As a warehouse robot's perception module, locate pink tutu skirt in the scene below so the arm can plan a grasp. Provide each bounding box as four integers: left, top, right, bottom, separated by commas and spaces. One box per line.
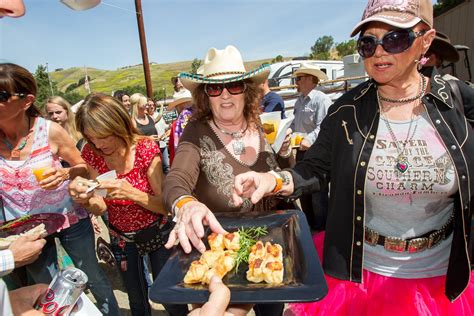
288, 232, 474, 316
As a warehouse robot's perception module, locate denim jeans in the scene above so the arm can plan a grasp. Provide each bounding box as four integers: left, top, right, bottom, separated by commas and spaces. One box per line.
160, 146, 170, 175
111, 240, 188, 316
26, 218, 120, 315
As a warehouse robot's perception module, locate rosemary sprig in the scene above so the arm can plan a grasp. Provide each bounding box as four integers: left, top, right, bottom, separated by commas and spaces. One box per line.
234, 226, 268, 273
0, 215, 31, 231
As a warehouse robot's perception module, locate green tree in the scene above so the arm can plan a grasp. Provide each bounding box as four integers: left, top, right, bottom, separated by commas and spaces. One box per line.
59, 91, 83, 105
153, 88, 166, 101
190, 58, 202, 74
34, 65, 58, 111
77, 75, 91, 86
272, 55, 284, 63
121, 84, 147, 96
335, 39, 358, 58
310, 35, 334, 60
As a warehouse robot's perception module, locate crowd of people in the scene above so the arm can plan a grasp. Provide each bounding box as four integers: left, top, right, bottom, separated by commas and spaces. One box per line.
1, 0, 474, 315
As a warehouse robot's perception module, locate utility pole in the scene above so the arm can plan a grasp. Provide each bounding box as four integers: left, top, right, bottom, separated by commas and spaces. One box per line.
45, 62, 54, 96
134, 0, 153, 98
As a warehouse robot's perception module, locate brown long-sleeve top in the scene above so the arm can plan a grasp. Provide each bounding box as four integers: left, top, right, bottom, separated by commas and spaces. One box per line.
163, 120, 291, 214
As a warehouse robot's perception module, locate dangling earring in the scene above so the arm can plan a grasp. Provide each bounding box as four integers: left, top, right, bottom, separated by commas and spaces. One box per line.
415, 55, 430, 71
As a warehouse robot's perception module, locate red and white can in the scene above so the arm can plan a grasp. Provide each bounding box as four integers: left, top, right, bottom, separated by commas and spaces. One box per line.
37, 267, 88, 315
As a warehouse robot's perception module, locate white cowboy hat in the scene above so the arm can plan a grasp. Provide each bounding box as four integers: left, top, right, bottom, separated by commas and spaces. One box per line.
167, 89, 192, 110
179, 45, 270, 92
292, 62, 328, 82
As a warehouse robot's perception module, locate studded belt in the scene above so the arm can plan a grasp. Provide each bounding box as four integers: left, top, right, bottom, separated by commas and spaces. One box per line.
364, 214, 454, 253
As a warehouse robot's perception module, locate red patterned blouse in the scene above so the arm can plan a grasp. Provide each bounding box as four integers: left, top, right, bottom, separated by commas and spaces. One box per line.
82, 138, 162, 232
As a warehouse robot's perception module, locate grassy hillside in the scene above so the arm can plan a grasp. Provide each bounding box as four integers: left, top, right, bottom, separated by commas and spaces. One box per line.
50, 59, 274, 98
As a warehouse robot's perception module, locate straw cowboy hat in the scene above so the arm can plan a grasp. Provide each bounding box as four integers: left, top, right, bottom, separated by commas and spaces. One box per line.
292, 62, 328, 82
179, 45, 270, 92
350, 0, 433, 37
167, 89, 192, 111
429, 32, 459, 63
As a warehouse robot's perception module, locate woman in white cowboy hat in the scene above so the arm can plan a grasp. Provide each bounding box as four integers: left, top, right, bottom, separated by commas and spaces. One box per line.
232, 0, 474, 314
163, 45, 293, 316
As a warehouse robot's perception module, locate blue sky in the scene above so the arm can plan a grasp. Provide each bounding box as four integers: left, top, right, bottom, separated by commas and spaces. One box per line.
1, 1, 388, 72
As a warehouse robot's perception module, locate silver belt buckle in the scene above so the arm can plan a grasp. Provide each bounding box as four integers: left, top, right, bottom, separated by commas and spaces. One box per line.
407, 237, 429, 253
384, 237, 406, 252
364, 227, 379, 246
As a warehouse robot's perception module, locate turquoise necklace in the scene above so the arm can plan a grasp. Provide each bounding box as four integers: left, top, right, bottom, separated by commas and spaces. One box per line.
2, 117, 31, 159
3, 138, 27, 151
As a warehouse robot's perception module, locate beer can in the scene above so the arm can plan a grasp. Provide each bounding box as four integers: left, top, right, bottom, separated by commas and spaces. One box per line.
37, 267, 88, 315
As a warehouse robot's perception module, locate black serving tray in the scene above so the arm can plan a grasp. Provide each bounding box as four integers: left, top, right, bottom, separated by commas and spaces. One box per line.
149, 210, 327, 304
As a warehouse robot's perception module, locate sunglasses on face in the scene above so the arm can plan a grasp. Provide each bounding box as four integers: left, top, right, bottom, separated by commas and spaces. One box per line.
294, 76, 309, 82
204, 81, 246, 97
0, 91, 26, 102
357, 29, 427, 58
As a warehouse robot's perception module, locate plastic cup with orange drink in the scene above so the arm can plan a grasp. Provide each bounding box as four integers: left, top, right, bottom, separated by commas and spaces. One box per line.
32, 160, 53, 182
290, 132, 307, 148
260, 112, 281, 145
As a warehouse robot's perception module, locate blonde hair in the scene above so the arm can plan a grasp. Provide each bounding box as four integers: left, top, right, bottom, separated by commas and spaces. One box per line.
46, 96, 81, 143
75, 93, 145, 155
129, 93, 147, 126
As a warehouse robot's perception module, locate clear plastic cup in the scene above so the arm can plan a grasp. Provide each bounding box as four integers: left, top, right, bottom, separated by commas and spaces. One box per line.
32, 160, 53, 182
291, 132, 307, 148
260, 112, 281, 145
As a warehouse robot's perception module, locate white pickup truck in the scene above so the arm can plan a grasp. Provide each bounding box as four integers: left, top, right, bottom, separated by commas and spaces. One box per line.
268, 55, 368, 114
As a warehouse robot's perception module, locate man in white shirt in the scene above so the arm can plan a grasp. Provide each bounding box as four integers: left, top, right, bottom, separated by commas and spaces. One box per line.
0, 234, 46, 277
0, 234, 46, 315
290, 62, 332, 231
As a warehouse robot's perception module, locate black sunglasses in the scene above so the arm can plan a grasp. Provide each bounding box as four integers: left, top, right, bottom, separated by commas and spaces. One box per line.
357, 29, 427, 58
0, 91, 27, 102
204, 81, 246, 97
294, 75, 309, 82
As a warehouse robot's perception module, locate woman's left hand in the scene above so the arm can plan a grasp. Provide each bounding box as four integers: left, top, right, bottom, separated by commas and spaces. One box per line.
165, 200, 227, 254
98, 179, 139, 201
278, 128, 292, 157
39, 167, 69, 190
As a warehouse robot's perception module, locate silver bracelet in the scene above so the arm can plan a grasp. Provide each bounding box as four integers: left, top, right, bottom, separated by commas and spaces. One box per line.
279, 148, 292, 158
171, 195, 195, 217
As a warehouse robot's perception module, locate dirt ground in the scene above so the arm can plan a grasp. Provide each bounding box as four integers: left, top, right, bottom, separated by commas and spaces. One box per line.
86, 217, 168, 315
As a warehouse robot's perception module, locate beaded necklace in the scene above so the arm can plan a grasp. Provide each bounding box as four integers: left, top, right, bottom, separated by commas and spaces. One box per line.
378, 74, 425, 104
377, 75, 427, 174
1, 116, 31, 159
212, 119, 248, 155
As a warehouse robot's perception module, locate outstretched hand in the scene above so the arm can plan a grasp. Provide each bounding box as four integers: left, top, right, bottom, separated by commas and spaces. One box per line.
165, 200, 226, 254
232, 171, 276, 206
188, 276, 232, 316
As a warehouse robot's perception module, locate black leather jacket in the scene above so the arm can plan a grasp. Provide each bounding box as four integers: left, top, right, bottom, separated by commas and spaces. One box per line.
289, 70, 474, 301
